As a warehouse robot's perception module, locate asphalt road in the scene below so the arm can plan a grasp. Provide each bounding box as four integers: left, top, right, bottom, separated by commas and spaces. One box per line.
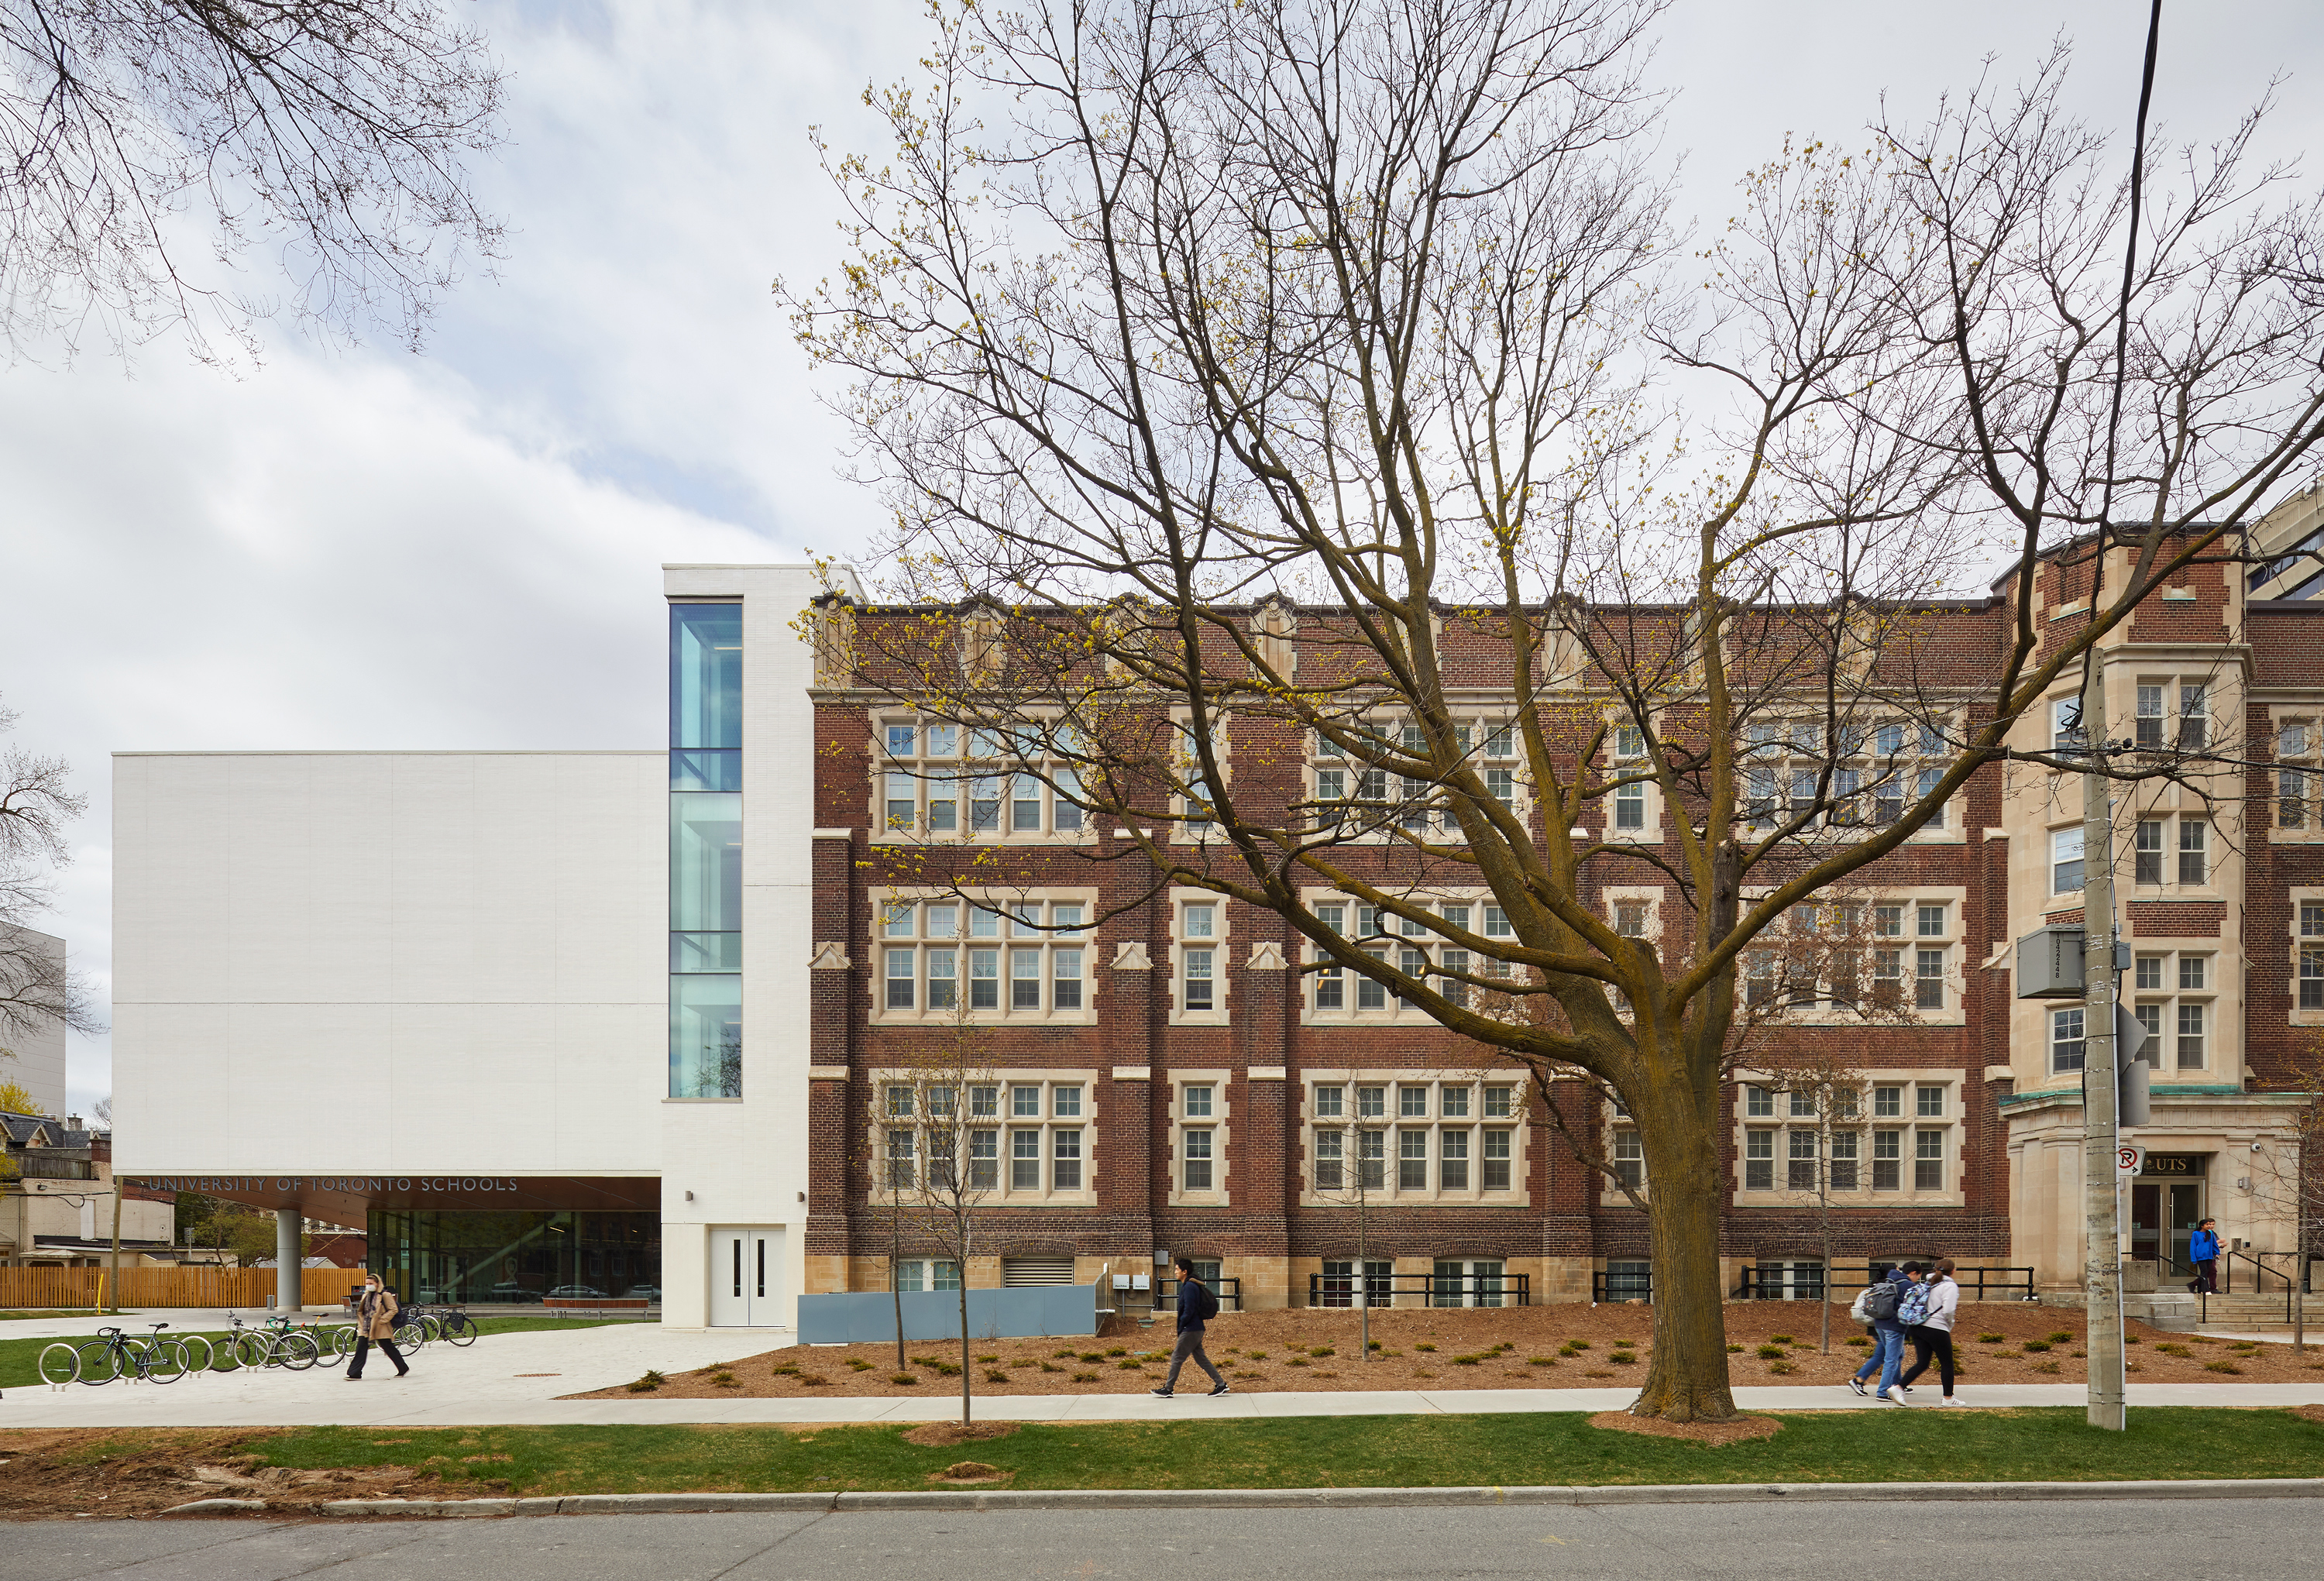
10, 1499, 2321, 1581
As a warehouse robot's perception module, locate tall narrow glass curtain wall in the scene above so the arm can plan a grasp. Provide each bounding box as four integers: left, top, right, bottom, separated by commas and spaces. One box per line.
671, 603, 743, 1097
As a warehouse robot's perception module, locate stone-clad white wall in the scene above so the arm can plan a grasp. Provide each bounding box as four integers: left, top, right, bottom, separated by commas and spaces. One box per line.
0, 925, 69, 1115
112, 751, 667, 1177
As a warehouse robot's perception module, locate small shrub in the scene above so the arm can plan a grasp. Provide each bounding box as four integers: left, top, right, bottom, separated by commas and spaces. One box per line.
977, 1354, 999, 1363
1988, 1349, 2020, 1359
2030, 1360, 2061, 1375
1566, 1339, 1590, 1351
1528, 1356, 1558, 1366
626, 1370, 666, 1394
910, 1356, 945, 1369
1607, 1351, 1638, 1365
1976, 1332, 2005, 1344
1727, 1344, 1744, 1354
1072, 1370, 1098, 1382
771, 1364, 800, 1376
1611, 1339, 1635, 1349
1234, 1370, 1260, 1379
2124, 1335, 2141, 1346
2071, 1350, 2085, 1359
1039, 1362, 1064, 1373
1755, 1344, 1787, 1360
1452, 1354, 1483, 1366
891, 1373, 920, 1386
2046, 1331, 2073, 1345
2021, 1340, 2052, 1353
2205, 1360, 2243, 1375
712, 1370, 738, 1387
1286, 1356, 1309, 1367
1105, 1347, 1129, 1357
1310, 1347, 1336, 1358
1079, 1352, 1106, 1363
1583, 1369, 1613, 1378
1768, 1334, 1795, 1345
1415, 1342, 1437, 1352
1381, 1349, 1403, 1357
1053, 1349, 1078, 1359
847, 1358, 875, 1371
1246, 1351, 1269, 1360
985, 1370, 1009, 1383
1117, 1360, 1143, 1370
2156, 1342, 2192, 1358
797, 1374, 829, 1387
1367, 1339, 1381, 1350
1845, 1336, 1871, 1349
1766, 1359, 1797, 1376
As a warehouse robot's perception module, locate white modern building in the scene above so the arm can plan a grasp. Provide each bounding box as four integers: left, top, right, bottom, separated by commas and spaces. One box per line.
112, 564, 850, 1327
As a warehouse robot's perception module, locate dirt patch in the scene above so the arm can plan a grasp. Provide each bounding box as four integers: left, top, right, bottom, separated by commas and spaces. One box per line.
1590, 1410, 1782, 1446
899, 1421, 1023, 1449
2291, 1404, 2324, 1427
566, 1302, 2324, 1401
927, 1459, 1015, 1485
0, 1429, 501, 1521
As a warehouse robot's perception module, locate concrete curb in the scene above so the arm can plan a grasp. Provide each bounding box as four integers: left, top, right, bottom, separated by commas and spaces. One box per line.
249, 1478, 2324, 1517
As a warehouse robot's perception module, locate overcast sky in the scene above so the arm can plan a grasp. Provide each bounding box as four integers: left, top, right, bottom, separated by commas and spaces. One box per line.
3, 0, 2317, 1116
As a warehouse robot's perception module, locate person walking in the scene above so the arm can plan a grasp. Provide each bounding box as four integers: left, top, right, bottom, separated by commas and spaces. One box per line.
2188, 1218, 2221, 1296
345, 1273, 410, 1381
1150, 1256, 1229, 1398
1898, 1258, 1961, 1407
1846, 1261, 1920, 1404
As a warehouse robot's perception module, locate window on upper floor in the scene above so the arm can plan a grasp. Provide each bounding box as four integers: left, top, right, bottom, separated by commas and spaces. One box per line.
878, 1073, 1095, 1203
1738, 1077, 1958, 1201
2052, 826, 2085, 894
1310, 713, 1524, 841
2130, 950, 2216, 1071
2276, 720, 2320, 831
877, 717, 1086, 841
1303, 1074, 1521, 1203
1305, 892, 1499, 1020
875, 893, 1092, 1025
2300, 901, 2324, 1014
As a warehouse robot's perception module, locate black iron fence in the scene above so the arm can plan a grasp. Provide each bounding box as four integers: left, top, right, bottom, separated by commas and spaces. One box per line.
1152, 1277, 1242, 1314
1593, 1267, 1652, 1304
1735, 1263, 2036, 1301
1303, 1271, 1532, 1308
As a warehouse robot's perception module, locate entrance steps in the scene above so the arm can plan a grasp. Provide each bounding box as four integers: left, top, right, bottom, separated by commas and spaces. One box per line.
2131, 1291, 2309, 1332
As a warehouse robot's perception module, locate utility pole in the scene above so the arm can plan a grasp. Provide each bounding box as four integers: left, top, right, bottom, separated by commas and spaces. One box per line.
2081, 664, 2126, 1431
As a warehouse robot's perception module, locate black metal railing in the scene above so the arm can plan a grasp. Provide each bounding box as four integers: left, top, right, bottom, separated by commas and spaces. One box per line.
1734, 1264, 2037, 1302
1303, 1272, 1532, 1308
1593, 1269, 1653, 1304
1152, 1277, 1242, 1314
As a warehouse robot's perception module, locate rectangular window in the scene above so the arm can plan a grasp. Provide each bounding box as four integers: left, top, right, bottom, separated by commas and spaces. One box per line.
1873, 1084, 1902, 1117
1915, 948, 1946, 1009
885, 947, 916, 1009
1615, 782, 1646, 830
1872, 948, 1903, 1007
2176, 1002, 2206, 1069
1183, 1084, 1213, 1118
2137, 684, 2164, 750
969, 1084, 998, 1117
1182, 948, 1215, 1012
2178, 684, 2208, 751
1012, 775, 1042, 832
1611, 1129, 1643, 1190
1788, 1128, 1819, 1191
2135, 820, 2164, 885
968, 947, 999, 1009
1314, 1129, 1344, 1191
1011, 1084, 1040, 1118
926, 947, 957, 1009
2052, 826, 2085, 894
1010, 1129, 1040, 1190
1790, 1090, 1817, 1118
968, 1129, 998, 1190
2284, 768, 2310, 830
1745, 1084, 1774, 1118
886, 1128, 915, 1190
1398, 1129, 1428, 1190
1052, 947, 1083, 1009
1483, 1085, 1514, 1118
2052, 696, 2082, 751
1440, 1129, 1470, 1190
1400, 1085, 1429, 1119
1053, 1128, 1082, 1191
1914, 1129, 1944, 1191
1744, 1129, 1773, 1191
2179, 820, 2209, 885
1872, 1129, 1902, 1191
1053, 1084, 1082, 1118
1917, 903, 1945, 937
1441, 1085, 1470, 1119
1313, 1084, 1344, 1118
1181, 1128, 1212, 1191
1485, 767, 1515, 808
2136, 1002, 2162, 1043
1184, 902, 1215, 938
2303, 947, 2324, 1012
1483, 1128, 1512, 1191
885, 1084, 914, 1119
1830, 1130, 1859, 1191
1916, 1084, 1944, 1118
2306, 900, 2324, 937
1313, 957, 1343, 1009
1357, 1129, 1385, 1191
1356, 1085, 1386, 1119
1357, 954, 1387, 1010
1011, 947, 1043, 1010
2052, 1006, 2087, 1072
2136, 954, 2164, 990
2178, 955, 2207, 991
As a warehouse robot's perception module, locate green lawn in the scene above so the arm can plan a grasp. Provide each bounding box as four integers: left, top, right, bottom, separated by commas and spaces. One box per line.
234, 1409, 2324, 1496
0, 1314, 646, 1389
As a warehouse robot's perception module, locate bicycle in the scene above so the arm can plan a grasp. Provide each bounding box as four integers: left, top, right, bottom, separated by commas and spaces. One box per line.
433, 1302, 479, 1347
70, 1323, 188, 1385
222, 1311, 321, 1371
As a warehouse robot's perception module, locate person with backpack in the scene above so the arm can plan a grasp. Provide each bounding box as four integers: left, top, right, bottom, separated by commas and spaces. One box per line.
1846, 1261, 1921, 1403
1898, 1258, 1961, 1406
2188, 1218, 2221, 1295
1151, 1255, 1229, 1398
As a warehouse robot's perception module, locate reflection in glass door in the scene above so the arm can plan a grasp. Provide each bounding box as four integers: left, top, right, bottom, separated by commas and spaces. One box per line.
2167, 1183, 2204, 1279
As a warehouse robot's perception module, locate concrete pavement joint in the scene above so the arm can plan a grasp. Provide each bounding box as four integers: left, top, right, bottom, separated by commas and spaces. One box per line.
151, 1477, 2324, 1519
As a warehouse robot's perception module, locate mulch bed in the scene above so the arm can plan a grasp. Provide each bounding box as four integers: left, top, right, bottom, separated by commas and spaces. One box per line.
1590, 1410, 1782, 1445
574, 1302, 2324, 1401
900, 1421, 1023, 1448
0, 1428, 497, 1521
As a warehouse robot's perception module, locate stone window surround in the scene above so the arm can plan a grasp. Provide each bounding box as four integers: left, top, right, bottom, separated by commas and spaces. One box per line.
2293, 886, 2324, 1026
1295, 1067, 1528, 1208
1307, 709, 1530, 845
1167, 887, 1232, 1027
1296, 885, 1506, 1026
2267, 706, 2323, 841
868, 886, 1101, 1028
1168, 708, 1231, 848
2127, 943, 2223, 1074
868, 1065, 1102, 1208
1736, 885, 1968, 1027
1731, 1065, 1966, 1209
1165, 1067, 1234, 1208
867, 710, 1095, 847
1742, 710, 1964, 844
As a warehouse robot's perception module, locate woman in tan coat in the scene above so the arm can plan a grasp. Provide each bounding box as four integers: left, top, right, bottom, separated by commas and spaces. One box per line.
346, 1272, 411, 1380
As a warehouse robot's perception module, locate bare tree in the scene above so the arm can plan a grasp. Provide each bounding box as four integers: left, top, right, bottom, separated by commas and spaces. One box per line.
0, 701, 98, 1052
789, 0, 2324, 1419
867, 996, 1002, 1425
2, 0, 507, 362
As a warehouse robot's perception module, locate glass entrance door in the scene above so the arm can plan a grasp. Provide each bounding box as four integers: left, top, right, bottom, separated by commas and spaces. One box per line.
2167, 1184, 2204, 1279
2130, 1184, 2162, 1265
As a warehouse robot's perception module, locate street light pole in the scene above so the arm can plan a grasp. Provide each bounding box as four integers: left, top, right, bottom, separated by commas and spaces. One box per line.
2082, 664, 2126, 1431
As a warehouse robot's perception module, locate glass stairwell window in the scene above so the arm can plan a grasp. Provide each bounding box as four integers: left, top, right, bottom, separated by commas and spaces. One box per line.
670, 602, 743, 1098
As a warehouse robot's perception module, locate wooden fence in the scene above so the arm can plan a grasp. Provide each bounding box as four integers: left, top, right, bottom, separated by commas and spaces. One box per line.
0, 1266, 359, 1310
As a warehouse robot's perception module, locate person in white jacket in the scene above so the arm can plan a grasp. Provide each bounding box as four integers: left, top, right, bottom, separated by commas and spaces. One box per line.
1897, 1258, 1962, 1405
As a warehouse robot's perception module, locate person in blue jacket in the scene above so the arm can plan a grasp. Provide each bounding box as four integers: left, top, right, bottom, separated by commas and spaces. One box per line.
1847, 1262, 1922, 1403
1150, 1256, 1229, 1398
2188, 1218, 2221, 1295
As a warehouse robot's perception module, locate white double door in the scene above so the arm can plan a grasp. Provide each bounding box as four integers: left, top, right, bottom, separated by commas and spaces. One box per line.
708, 1225, 785, 1325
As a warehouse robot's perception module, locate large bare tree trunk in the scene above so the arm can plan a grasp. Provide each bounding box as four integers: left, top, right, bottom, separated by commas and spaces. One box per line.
1631, 1100, 1737, 1422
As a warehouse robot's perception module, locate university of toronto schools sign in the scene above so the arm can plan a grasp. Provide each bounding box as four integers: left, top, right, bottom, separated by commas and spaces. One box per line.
127, 1176, 526, 1194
